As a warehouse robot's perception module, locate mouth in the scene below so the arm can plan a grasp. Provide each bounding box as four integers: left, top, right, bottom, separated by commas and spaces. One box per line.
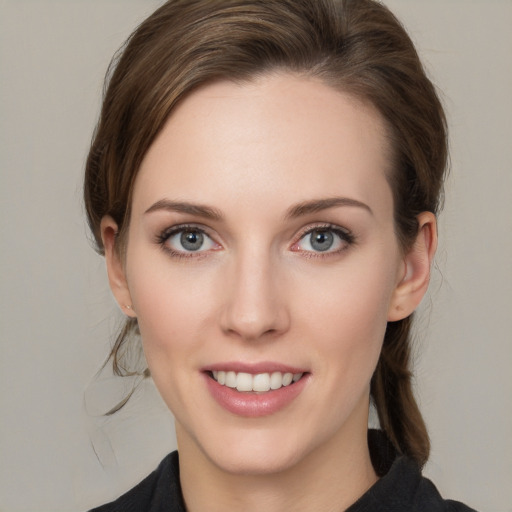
208, 370, 305, 392
204, 365, 310, 417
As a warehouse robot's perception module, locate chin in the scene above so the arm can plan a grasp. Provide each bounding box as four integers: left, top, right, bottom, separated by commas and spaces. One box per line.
183, 419, 327, 477
209, 441, 306, 476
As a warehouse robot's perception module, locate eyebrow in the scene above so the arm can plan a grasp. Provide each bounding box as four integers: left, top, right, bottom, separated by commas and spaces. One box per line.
285, 197, 373, 219
144, 196, 372, 221
144, 199, 223, 220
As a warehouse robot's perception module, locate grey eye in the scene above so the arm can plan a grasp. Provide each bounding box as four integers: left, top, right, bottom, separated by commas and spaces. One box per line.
309, 230, 334, 252
162, 226, 218, 256
294, 227, 351, 254
180, 230, 204, 251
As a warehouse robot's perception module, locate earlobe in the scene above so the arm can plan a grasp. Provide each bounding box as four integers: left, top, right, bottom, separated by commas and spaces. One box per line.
387, 212, 437, 322
100, 216, 137, 318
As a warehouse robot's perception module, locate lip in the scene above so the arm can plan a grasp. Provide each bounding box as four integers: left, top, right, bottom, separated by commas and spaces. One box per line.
202, 362, 310, 418
203, 361, 307, 375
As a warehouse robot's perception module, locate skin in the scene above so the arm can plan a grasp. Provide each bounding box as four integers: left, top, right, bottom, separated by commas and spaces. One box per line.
102, 73, 436, 512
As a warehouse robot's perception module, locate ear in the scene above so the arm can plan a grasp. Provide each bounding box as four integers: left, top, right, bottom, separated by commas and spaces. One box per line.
388, 212, 438, 322
100, 216, 137, 318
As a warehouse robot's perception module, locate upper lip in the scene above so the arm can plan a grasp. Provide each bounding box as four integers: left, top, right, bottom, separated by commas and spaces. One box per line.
202, 361, 308, 374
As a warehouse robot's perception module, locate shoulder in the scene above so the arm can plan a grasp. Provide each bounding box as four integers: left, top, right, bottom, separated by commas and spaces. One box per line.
88, 451, 186, 512
348, 430, 478, 512
351, 455, 478, 512
411, 465, 478, 512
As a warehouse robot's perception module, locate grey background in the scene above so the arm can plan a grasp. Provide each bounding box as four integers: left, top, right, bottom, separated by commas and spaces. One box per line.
1, 1, 511, 511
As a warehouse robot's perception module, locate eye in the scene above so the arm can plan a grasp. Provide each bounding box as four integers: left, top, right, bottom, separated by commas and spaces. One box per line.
292, 226, 353, 254
158, 226, 219, 255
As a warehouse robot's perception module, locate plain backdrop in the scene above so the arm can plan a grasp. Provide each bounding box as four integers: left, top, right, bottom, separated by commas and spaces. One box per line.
1, 1, 511, 511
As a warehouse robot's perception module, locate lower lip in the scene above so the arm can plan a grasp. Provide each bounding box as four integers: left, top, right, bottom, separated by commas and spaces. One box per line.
204, 373, 309, 418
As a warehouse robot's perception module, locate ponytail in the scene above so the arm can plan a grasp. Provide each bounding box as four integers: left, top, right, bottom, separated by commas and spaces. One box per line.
371, 315, 430, 468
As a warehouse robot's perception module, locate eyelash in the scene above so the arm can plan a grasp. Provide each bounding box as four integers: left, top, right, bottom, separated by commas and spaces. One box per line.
155, 224, 217, 260
155, 223, 355, 260
291, 223, 355, 258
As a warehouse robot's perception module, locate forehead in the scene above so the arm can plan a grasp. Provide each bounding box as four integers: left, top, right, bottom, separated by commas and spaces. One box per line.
133, 73, 393, 217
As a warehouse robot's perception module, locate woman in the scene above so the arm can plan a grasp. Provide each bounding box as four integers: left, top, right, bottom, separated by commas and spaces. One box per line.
84, 0, 476, 510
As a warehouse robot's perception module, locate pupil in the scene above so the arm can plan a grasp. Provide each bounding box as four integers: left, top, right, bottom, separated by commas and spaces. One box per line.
311, 230, 333, 252
181, 231, 203, 251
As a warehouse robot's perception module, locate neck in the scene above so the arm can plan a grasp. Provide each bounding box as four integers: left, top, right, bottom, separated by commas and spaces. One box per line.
178, 410, 377, 512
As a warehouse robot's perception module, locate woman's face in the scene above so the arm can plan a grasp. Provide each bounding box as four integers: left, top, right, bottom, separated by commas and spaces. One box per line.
120, 74, 407, 474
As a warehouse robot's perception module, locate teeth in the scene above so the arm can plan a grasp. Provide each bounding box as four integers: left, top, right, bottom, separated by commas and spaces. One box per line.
212, 371, 304, 392
282, 373, 293, 386
236, 372, 253, 392
270, 371, 283, 390
225, 371, 237, 388
253, 373, 271, 392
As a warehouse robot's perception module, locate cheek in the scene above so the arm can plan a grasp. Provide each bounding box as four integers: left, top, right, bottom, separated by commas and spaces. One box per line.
295, 252, 399, 368
304, 287, 388, 373
133, 277, 213, 354
124, 248, 216, 364
126, 232, 400, 376
126, 258, 219, 414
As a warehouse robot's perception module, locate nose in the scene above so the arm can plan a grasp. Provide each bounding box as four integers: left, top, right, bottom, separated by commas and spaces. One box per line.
219, 248, 290, 341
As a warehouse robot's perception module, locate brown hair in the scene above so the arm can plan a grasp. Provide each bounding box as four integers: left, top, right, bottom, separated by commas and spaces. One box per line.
84, 0, 447, 468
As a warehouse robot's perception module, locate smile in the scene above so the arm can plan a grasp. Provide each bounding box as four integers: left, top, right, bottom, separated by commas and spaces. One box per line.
205, 368, 310, 417
211, 371, 304, 392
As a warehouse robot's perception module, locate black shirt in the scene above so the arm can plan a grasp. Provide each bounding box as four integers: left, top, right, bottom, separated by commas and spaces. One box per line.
90, 430, 477, 512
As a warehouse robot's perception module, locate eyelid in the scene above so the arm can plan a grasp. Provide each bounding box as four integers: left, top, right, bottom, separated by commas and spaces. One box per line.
157, 222, 207, 241
155, 222, 354, 258
290, 223, 355, 254
294, 222, 352, 239
156, 223, 222, 257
